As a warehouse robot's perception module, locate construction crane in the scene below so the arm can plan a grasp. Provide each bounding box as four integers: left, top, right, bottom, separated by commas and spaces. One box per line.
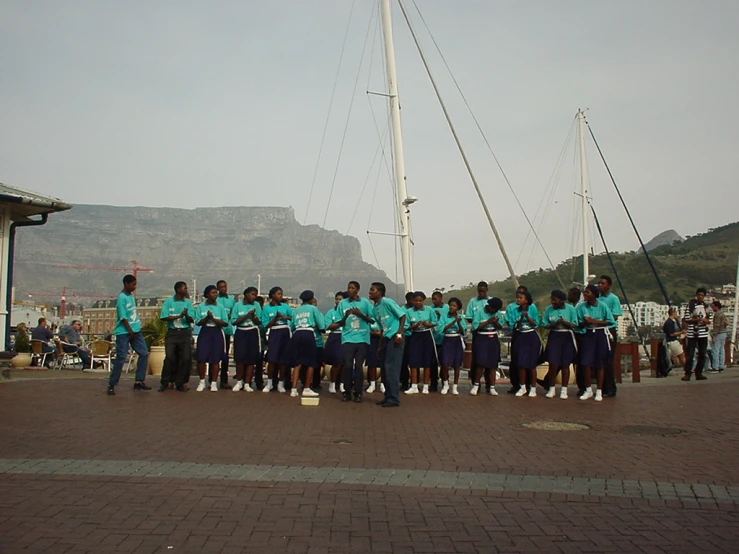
52, 259, 154, 278
27, 288, 117, 319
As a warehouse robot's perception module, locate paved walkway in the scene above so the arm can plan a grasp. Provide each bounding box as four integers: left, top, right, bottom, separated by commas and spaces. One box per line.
1, 369, 738, 552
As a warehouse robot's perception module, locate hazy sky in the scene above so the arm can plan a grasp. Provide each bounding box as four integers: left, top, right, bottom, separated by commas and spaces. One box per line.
3, 1, 738, 293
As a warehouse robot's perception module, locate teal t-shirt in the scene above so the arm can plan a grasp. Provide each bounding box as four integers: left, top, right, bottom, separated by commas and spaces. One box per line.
261, 303, 294, 329
338, 297, 374, 344
599, 292, 622, 329
438, 312, 468, 336
159, 296, 195, 330
114, 291, 141, 335
194, 302, 229, 328
431, 303, 448, 344
230, 301, 263, 330
373, 297, 407, 339
293, 304, 326, 332
325, 307, 344, 332
472, 307, 504, 333
542, 304, 579, 329
217, 295, 236, 335
576, 300, 616, 330
465, 296, 489, 323
506, 304, 541, 331
407, 305, 438, 333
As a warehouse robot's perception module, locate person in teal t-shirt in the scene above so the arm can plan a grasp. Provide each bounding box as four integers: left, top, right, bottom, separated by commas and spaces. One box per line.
597, 275, 622, 397
231, 286, 263, 392
405, 291, 438, 395
429, 291, 448, 392
108, 274, 150, 395
216, 280, 236, 389
336, 281, 375, 402
288, 290, 324, 398
194, 285, 229, 392
158, 281, 195, 392
576, 284, 616, 402
369, 281, 406, 408
542, 290, 578, 399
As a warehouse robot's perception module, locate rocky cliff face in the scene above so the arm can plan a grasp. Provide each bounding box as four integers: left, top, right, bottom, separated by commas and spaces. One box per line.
638, 229, 684, 253
13, 205, 395, 307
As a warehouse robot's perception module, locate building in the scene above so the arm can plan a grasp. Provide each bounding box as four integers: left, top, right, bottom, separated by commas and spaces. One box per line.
1, 183, 71, 349
83, 297, 167, 336
618, 301, 670, 336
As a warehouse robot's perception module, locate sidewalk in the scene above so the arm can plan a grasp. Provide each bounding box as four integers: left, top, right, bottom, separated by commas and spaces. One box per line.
1, 367, 738, 552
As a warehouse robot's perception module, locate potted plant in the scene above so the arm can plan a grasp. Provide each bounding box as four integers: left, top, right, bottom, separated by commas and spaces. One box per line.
142, 319, 167, 375
11, 323, 32, 369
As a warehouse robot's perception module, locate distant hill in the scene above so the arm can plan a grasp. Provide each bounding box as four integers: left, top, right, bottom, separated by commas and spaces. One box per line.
638, 229, 683, 253
13, 204, 398, 308
447, 222, 739, 308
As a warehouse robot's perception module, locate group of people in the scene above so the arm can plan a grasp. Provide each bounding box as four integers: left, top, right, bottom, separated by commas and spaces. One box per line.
105, 273, 628, 405
662, 287, 730, 379
28, 317, 97, 368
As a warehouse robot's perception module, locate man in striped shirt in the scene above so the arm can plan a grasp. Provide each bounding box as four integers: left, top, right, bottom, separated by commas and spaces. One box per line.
682, 287, 711, 381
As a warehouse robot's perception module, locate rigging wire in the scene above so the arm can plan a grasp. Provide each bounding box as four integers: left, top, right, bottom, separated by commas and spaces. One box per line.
590, 203, 649, 358
347, 130, 389, 235
397, 0, 519, 288
408, 0, 564, 289
302, 0, 358, 225
585, 117, 671, 305
321, 2, 377, 229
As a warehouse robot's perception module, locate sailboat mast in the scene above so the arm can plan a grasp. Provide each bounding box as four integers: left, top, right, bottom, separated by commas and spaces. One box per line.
577, 109, 590, 286
380, 0, 414, 293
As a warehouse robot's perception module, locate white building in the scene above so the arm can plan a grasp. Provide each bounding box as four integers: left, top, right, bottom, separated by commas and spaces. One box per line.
619, 301, 670, 334
1, 183, 71, 349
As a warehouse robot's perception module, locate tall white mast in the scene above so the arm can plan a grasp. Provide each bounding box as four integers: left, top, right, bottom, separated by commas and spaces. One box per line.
380, 0, 414, 293
577, 109, 590, 286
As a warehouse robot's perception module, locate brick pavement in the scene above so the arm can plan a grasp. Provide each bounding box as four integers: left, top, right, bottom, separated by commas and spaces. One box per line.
1, 371, 739, 552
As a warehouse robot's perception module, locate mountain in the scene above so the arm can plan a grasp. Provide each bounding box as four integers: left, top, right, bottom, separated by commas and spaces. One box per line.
13, 204, 397, 308
638, 229, 683, 253
448, 222, 739, 307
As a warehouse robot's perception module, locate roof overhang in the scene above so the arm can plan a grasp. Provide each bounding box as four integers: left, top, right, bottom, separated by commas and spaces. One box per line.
0, 182, 72, 222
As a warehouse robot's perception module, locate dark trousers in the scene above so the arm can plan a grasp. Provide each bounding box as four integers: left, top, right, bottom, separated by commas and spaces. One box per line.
381, 338, 404, 405
602, 328, 618, 395
161, 329, 192, 387
62, 344, 91, 367
685, 336, 708, 376
400, 334, 412, 390
312, 348, 323, 389
342, 342, 368, 395
220, 334, 232, 384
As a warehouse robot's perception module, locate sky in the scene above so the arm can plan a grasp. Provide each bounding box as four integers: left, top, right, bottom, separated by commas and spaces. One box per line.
2, 0, 738, 293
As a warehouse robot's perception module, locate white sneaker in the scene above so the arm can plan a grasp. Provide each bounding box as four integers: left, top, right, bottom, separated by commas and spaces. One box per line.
277, 381, 286, 393
489, 387, 498, 396
404, 385, 419, 395
440, 382, 449, 395
528, 387, 537, 397
515, 387, 527, 397
451, 384, 459, 395
262, 381, 273, 393
233, 380, 244, 392
244, 384, 254, 392
366, 383, 376, 394
196, 379, 206, 392
559, 389, 568, 400
422, 385, 429, 395
545, 388, 556, 399
340, 383, 345, 393
302, 388, 319, 397
210, 381, 218, 392
328, 383, 336, 394
380, 383, 386, 393
579, 389, 593, 400
594, 389, 603, 402
470, 384, 479, 396
290, 389, 298, 397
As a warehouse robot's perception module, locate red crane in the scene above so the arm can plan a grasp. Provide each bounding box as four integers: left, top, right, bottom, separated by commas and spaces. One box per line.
52, 259, 154, 278
27, 288, 117, 319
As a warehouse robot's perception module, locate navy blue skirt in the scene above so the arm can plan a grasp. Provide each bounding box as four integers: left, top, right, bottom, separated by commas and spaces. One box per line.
545, 331, 577, 367
233, 327, 261, 365
266, 327, 292, 364
512, 330, 542, 370
290, 330, 319, 368
408, 331, 436, 368
441, 335, 465, 368
323, 332, 343, 366
472, 333, 500, 368
366, 334, 382, 368
197, 326, 225, 364
580, 329, 611, 368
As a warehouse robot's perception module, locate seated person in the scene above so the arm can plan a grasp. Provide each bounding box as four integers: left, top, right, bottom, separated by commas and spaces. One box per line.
31, 317, 56, 365
58, 320, 93, 368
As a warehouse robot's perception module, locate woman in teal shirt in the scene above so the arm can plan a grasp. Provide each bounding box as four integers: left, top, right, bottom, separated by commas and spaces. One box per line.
507, 290, 542, 398
260, 286, 294, 393
288, 290, 324, 398
542, 290, 579, 399
405, 291, 438, 395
